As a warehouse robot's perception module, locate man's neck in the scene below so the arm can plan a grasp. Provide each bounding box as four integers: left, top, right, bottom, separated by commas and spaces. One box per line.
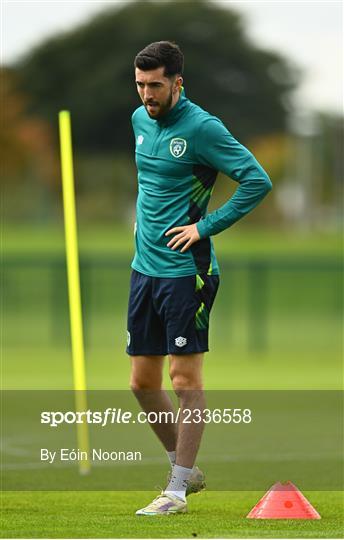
169, 88, 182, 111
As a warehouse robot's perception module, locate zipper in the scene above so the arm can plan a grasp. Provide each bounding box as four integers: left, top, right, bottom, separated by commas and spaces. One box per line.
151, 123, 164, 155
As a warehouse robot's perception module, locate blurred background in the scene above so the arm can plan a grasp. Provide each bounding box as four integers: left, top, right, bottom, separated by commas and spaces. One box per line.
2, 0, 342, 390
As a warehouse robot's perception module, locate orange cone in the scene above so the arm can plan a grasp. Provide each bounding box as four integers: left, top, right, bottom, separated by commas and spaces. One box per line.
247, 481, 321, 519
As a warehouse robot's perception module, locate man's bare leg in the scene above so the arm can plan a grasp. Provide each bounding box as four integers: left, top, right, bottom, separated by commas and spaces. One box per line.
169, 353, 205, 467
130, 355, 177, 451
161, 353, 205, 500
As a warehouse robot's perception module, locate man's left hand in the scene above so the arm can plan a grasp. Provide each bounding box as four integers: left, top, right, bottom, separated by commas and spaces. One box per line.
165, 223, 200, 253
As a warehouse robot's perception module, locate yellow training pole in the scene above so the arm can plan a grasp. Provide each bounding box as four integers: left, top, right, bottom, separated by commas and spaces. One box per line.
59, 110, 90, 474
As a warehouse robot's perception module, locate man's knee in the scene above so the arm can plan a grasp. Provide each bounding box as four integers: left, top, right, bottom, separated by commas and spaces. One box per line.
169, 354, 203, 392
130, 374, 162, 392
169, 368, 203, 392
130, 356, 163, 391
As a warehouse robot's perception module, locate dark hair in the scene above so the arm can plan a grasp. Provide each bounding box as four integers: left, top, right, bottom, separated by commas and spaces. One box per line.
134, 41, 184, 77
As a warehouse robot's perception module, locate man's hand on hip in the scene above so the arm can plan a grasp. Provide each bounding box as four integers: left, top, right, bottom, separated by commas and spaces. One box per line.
165, 224, 200, 253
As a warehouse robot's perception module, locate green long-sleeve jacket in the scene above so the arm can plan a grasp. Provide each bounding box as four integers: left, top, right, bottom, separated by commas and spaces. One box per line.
131, 90, 272, 277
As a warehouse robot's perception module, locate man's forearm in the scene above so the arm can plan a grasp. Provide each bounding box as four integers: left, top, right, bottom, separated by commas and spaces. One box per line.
196, 171, 272, 238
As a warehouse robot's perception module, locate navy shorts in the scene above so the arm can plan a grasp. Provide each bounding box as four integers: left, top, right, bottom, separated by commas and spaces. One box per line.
126, 270, 219, 356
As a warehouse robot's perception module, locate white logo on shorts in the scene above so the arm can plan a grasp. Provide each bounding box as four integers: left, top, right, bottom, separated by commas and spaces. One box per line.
127, 331, 131, 346
137, 135, 144, 145
175, 336, 187, 347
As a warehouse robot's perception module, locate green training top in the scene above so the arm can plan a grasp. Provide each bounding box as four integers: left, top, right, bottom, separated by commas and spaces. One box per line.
131, 90, 272, 278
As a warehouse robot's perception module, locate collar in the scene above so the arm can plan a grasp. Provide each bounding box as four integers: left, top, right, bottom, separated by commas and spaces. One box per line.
156, 87, 188, 127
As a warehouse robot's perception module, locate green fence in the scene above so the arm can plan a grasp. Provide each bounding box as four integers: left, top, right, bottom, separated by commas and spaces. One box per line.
4, 256, 342, 353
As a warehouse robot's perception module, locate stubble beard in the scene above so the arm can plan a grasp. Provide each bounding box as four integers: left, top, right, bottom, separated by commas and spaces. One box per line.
144, 88, 173, 120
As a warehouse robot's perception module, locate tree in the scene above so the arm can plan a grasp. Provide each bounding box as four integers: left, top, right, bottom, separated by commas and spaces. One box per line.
1, 67, 58, 187
12, 0, 298, 152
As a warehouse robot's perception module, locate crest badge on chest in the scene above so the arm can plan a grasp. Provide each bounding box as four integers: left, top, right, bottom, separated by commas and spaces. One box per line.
170, 138, 187, 158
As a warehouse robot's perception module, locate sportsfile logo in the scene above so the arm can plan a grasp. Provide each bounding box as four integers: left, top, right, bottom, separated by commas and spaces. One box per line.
40, 408, 252, 426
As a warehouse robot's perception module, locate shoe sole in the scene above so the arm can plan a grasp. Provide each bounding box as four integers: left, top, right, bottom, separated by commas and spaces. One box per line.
136, 508, 188, 516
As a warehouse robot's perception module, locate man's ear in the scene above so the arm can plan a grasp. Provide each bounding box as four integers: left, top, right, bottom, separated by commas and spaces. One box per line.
174, 76, 183, 93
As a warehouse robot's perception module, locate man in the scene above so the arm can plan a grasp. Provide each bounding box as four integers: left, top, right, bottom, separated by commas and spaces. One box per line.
127, 41, 272, 515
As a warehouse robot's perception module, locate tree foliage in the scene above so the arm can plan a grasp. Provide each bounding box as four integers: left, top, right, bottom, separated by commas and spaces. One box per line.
13, 0, 298, 152
1, 68, 59, 186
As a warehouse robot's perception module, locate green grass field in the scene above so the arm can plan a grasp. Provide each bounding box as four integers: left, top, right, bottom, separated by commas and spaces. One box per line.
2, 226, 343, 538
2, 491, 343, 538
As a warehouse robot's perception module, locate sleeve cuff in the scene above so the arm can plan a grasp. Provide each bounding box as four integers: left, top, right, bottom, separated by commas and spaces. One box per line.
196, 219, 210, 239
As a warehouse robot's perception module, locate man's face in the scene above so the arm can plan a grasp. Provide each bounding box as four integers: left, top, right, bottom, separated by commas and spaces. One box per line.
135, 67, 180, 119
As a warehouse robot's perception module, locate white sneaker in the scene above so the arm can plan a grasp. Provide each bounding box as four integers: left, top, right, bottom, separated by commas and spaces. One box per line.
136, 492, 187, 516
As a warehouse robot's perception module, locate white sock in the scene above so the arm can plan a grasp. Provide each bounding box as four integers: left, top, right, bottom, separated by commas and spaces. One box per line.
166, 450, 176, 467
164, 464, 192, 501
